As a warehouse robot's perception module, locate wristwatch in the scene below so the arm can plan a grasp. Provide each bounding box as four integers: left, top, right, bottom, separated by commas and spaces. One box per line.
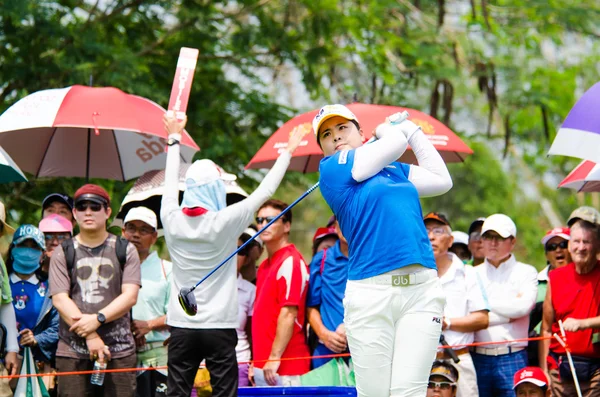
97, 312, 106, 325
167, 133, 182, 147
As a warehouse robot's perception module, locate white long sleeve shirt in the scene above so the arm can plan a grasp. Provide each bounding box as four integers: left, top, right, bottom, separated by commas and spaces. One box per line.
161, 142, 291, 329
473, 255, 538, 348
440, 253, 489, 349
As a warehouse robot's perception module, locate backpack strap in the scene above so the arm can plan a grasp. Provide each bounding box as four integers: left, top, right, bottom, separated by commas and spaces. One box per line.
320, 248, 328, 275
61, 239, 77, 292
62, 239, 76, 273
115, 236, 128, 270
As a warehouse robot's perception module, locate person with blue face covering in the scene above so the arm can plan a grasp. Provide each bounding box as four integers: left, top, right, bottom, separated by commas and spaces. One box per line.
6, 224, 59, 392
161, 115, 309, 397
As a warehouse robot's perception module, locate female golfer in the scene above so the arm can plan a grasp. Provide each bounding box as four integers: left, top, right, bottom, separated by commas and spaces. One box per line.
314, 104, 452, 397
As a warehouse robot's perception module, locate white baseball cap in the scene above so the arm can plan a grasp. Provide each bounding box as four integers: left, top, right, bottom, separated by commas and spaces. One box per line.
242, 227, 263, 248
451, 231, 469, 246
185, 159, 237, 189
312, 104, 359, 140
124, 206, 157, 230
481, 214, 517, 238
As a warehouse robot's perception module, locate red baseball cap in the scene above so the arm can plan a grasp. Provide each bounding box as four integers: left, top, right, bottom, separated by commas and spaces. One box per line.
541, 227, 570, 245
513, 367, 548, 389
313, 227, 337, 243
74, 184, 110, 206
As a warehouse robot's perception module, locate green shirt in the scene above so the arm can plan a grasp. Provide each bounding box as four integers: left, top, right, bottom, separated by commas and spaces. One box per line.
0, 257, 12, 304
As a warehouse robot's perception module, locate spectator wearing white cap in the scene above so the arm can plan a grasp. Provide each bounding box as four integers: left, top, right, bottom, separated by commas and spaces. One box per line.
122, 206, 171, 397
161, 115, 308, 397
450, 231, 471, 263
472, 214, 538, 397
235, 228, 262, 386
38, 214, 73, 278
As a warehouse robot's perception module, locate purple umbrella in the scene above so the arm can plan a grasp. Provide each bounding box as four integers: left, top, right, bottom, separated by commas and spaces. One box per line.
548, 81, 600, 162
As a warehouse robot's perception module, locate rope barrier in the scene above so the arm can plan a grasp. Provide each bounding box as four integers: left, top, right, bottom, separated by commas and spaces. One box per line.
0, 335, 557, 379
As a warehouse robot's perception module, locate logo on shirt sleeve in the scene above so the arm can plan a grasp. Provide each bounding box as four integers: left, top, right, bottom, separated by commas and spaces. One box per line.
338, 150, 349, 165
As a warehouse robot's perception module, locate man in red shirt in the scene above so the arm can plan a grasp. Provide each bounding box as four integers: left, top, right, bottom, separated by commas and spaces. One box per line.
541, 207, 600, 396
252, 199, 310, 386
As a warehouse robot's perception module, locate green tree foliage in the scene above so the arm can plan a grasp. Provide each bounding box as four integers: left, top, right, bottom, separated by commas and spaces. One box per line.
1, 0, 599, 264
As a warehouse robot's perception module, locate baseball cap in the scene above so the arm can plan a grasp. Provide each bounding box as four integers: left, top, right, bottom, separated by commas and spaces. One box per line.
451, 231, 469, 246
541, 227, 570, 245
567, 206, 600, 226
429, 362, 458, 383
124, 207, 157, 230
313, 227, 337, 243
513, 367, 548, 389
0, 200, 15, 235
42, 193, 74, 211
11, 224, 46, 250
481, 214, 517, 238
312, 104, 359, 140
423, 212, 451, 227
468, 217, 486, 235
241, 227, 263, 248
39, 214, 73, 234
185, 159, 237, 189
74, 184, 110, 206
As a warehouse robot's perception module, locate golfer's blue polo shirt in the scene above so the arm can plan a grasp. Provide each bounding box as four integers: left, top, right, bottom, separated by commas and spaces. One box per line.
306, 240, 348, 332
319, 149, 435, 281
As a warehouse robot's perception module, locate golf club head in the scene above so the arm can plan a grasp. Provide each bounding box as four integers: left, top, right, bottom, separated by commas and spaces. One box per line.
178, 287, 197, 316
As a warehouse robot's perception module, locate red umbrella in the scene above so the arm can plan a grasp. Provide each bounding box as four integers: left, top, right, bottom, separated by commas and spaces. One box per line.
245, 103, 473, 172
0, 85, 200, 181
558, 160, 600, 192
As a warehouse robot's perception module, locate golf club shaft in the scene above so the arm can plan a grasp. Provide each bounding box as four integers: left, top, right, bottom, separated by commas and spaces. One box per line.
190, 182, 321, 291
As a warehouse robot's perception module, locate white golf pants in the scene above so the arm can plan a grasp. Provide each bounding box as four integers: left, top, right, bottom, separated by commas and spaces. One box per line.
344, 267, 445, 397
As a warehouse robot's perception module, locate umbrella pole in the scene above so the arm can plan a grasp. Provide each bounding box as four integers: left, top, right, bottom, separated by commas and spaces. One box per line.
86, 128, 91, 183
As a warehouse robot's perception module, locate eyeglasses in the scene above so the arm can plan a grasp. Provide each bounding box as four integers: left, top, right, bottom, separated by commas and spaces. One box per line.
546, 240, 568, 252
482, 234, 510, 243
75, 202, 103, 212
44, 233, 71, 242
255, 216, 277, 225
427, 227, 449, 237
427, 381, 455, 390
124, 224, 156, 236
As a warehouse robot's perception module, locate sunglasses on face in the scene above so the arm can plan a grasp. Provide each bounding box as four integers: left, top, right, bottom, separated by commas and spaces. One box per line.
44, 233, 71, 242
427, 381, 455, 390
546, 240, 568, 252
75, 202, 103, 212
255, 216, 278, 225
124, 224, 155, 236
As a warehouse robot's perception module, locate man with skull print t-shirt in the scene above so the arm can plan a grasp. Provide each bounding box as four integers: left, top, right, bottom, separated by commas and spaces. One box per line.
49, 184, 141, 397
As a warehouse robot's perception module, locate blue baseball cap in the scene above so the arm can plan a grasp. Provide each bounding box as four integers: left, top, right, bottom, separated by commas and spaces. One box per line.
11, 224, 46, 250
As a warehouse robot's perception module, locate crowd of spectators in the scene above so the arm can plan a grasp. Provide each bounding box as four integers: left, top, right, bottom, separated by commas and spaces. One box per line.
1, 188, 600, 396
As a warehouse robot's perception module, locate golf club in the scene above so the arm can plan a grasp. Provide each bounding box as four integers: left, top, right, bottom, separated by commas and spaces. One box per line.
179, 182, 320, 315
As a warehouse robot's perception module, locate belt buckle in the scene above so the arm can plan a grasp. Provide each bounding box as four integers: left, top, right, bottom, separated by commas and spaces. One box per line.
391, 274, 412, 287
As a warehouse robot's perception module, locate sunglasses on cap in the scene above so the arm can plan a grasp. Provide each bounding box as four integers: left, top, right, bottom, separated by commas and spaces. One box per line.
546, 240, 568, 252
427, 381, 455, 390
75, 202, 104, 212
255, 216, 278, 225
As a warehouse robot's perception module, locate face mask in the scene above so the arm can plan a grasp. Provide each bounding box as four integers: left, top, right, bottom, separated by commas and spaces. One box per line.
11, 247, 42, 275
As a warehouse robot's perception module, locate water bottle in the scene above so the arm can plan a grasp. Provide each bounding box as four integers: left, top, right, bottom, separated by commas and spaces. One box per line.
90, 359, 107, 386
